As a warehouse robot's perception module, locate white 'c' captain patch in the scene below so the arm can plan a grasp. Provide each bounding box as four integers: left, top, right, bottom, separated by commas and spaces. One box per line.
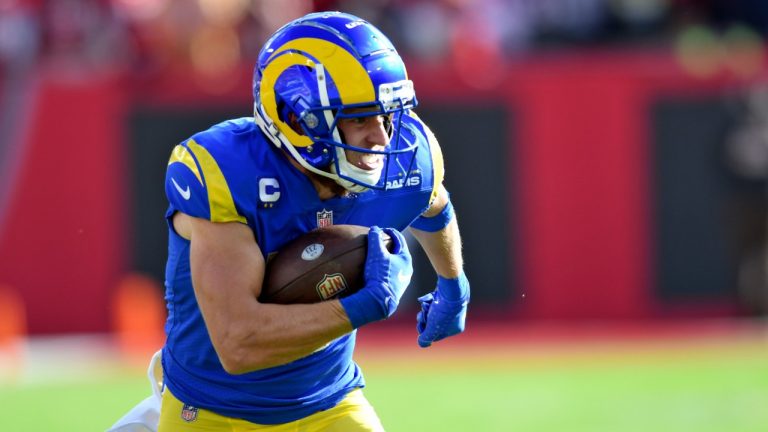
259, 178, 280, 203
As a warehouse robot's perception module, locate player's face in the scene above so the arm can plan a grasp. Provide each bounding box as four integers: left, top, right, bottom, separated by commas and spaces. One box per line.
337, 110, 392, 171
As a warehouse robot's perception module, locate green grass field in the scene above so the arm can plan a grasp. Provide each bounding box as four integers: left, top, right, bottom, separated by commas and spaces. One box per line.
1, 324, 766, 431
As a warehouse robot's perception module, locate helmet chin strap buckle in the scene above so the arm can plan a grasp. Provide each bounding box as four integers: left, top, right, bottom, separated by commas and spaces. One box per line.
268, 123, 281, 139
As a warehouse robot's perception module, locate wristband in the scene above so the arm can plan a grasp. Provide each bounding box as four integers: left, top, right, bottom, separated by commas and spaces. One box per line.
339, 287, 394, 329
410, 199, 454, 232
436, 272, 470, 302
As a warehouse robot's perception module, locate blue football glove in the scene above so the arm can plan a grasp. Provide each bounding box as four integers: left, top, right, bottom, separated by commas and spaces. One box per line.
416, 272, 470, 348
340, 226, 412, 329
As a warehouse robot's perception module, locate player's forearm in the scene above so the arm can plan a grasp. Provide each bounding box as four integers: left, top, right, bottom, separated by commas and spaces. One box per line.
410, 217, 463, 278
188, 219, 354, 374
214, 300, 353, 374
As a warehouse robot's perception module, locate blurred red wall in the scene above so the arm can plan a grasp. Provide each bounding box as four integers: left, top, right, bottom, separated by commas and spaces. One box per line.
0, 50, 754, 334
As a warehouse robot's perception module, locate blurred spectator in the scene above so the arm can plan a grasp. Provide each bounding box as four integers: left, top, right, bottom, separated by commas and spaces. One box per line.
2, 0, 766, 77
41, 0, 135, 74
0, 0, 41, 70
710, 0, 768, 35
725, 84, 768, 315
0, 0, 42, 223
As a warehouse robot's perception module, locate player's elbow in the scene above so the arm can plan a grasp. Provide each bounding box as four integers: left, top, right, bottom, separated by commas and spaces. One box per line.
207, 325, 249, 374
213, 327, 278, 374
217, 348, 251, 375
218, 349, 280, 375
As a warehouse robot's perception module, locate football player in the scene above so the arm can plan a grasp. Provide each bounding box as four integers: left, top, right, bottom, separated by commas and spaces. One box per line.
158, 11, 470, 431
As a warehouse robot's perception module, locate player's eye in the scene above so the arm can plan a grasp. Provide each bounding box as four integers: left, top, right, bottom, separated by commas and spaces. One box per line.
382, 114, 393, 135
340, 116, 373, 127
339, 113, 393, 130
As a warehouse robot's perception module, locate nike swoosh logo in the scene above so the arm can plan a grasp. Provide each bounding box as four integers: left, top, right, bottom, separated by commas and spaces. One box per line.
171, 178, 191, 200
397, 270, 412, 284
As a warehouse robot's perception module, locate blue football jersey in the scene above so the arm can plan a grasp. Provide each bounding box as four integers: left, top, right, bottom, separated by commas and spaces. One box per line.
161, 113, 442, 424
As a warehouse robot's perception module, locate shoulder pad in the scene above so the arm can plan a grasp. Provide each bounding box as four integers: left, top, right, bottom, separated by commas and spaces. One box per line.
405, 111, 444, 204
165, 140, 246, 223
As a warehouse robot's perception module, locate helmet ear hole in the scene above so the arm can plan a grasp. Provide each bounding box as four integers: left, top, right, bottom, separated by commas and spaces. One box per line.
286, 112, 304, 135
276, 100, 289, 123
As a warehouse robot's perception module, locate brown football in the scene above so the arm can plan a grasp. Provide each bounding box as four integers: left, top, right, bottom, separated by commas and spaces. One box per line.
259, 225, 393, 304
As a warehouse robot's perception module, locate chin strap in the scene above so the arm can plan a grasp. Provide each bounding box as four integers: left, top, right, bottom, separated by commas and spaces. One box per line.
330, 161, 377, 192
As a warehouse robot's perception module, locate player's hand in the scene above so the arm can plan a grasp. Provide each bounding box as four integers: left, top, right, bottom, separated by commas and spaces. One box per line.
417, 273, 470, 348
340, 226, 412, 328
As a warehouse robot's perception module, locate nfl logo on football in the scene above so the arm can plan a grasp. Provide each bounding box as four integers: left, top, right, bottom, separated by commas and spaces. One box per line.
316, 209, 333, 228
316, 273, 348, 300
181, 404, 199, 422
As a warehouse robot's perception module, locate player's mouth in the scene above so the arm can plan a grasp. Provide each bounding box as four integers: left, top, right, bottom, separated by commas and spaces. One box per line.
355, 153, 383, 171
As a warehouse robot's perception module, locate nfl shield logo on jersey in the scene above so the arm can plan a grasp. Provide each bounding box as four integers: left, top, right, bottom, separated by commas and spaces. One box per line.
181, 404, 199, 422
316, 209, 333, 228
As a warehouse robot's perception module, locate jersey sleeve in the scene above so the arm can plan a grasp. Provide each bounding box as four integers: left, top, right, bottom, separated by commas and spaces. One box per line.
165, 139, 247, 224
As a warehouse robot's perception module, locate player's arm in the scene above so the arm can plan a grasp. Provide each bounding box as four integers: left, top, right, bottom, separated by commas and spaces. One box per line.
167, 140, 409, 370
182, 213, 411, 373
184, 213, 352, 373
409, 184, 463, 279
406, 115, 470, 347
409, 185, 470, 348
406, 112, 464, 278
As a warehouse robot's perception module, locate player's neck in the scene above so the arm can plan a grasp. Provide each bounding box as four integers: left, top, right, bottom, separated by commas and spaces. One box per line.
285, 153, 347, 200
307, 172, 347, 200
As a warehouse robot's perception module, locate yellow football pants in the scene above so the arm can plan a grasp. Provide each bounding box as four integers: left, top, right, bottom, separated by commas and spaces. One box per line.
158, 388, 385, 432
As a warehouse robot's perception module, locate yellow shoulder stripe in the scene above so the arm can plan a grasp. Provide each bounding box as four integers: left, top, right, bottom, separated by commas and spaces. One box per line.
168, 144, 203, 185
411, 112, 444, 204
186, 139, 247, 224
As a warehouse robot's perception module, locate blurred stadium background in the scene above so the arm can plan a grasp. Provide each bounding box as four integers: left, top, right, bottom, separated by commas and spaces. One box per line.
1, 0, 768, 430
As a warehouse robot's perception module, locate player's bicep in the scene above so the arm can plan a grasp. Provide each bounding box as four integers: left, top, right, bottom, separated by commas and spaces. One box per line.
188, 218, 265, 338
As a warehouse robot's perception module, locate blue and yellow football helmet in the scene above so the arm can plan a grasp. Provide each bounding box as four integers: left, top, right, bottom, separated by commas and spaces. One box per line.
253, 11, 418, 192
